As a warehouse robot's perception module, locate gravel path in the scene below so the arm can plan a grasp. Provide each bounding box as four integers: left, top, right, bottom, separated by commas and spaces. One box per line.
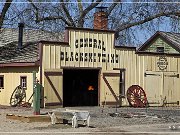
0, 106, 180, 134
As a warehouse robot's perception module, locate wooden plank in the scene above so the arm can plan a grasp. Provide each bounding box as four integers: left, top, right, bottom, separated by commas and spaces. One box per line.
50, 45, 56, 69
6, 114, 67, 123
55, 46, 61, 69
6, 114, 51, 122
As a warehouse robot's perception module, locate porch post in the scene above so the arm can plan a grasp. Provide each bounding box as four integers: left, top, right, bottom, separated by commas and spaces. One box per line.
33, 71, 40, 115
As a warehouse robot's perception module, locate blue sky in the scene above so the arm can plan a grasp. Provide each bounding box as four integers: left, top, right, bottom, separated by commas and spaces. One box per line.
1, 1, 179, 46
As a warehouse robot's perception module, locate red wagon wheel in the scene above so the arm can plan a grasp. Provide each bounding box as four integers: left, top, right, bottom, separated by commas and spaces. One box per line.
127, 85, 147, 108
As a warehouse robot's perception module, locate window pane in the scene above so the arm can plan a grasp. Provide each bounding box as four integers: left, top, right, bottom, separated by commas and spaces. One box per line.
20, 77, 27, 88
0, 76, 4, 88
157, 47, 164, 53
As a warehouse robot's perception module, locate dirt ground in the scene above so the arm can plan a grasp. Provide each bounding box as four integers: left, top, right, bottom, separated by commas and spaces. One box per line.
1, 105, 180, 134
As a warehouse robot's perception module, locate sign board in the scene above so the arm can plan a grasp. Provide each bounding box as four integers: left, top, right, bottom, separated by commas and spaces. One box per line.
157, 56, 168, 70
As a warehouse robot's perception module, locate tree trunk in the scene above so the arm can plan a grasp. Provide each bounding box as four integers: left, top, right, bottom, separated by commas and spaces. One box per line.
0, 0, 12, 29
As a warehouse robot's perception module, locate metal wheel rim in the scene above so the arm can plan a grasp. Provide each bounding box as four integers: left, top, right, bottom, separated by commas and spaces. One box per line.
10, 85, 26, 107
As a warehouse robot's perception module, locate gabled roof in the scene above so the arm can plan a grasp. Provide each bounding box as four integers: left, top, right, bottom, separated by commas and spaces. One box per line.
0, 42, 39, 65
0, 28, 64, 66
138, 31, 180, 52
0, 28, 64, 47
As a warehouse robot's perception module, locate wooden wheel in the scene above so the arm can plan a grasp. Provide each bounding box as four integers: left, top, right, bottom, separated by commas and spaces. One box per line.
127, 85, 147, 108
10, 85, 26, 107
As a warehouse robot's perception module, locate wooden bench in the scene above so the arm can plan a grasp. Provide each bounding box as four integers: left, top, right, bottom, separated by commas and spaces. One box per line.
48, 109, 90, 128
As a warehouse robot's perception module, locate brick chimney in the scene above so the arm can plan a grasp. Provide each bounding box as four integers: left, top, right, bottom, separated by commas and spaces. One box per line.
94, 7, 108, 30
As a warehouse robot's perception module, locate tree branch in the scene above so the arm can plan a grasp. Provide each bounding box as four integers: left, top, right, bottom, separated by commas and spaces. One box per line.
27, 0, 38, 11
60, 0, 76, 26
37, 16, 71, 26
77, 0, 83, 15
27, 0, 39, 22
106, 0, 121, 17
0, 0, 12, 28
77, 0, 102, 27
116, 11, 180, 32
27, 0, 71, 26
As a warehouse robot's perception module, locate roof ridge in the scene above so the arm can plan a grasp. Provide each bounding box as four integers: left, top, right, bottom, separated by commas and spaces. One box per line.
159, 31, 180, 35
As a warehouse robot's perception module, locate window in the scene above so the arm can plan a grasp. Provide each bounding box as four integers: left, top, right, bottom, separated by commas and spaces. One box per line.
119, 69, 125, 97
20, 76, 27, 88
157, 47, 164, 53
0, 75, 4, 89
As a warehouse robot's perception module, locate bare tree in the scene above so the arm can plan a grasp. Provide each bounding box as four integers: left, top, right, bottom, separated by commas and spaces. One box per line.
1, 0, 180, 45
110, 1, 180, 45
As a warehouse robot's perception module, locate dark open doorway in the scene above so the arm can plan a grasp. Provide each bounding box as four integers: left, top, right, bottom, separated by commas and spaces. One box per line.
63, 69, 99, 107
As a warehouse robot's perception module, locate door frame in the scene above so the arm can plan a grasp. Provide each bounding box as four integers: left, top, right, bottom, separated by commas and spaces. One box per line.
62, 67, 101, 106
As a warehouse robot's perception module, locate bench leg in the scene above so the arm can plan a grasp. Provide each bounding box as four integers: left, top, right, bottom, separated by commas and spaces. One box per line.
72, 115, 78, 128
48, 112, 57, 125
87, 115, 90, 127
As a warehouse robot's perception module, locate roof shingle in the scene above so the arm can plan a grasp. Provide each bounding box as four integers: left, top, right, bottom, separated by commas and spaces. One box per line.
0, 42, 39, 64
159, 31, 180, 49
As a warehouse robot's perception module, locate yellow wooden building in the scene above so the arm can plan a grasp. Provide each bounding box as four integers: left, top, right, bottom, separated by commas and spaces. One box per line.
1, 8, 180, 107
0, 27, 180, 108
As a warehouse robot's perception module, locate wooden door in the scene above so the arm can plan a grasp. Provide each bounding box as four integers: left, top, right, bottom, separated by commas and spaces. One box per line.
102, 71, 121, 106
44, 70, 63, 106
163, 72, 179, 106
145, 71, 162, 106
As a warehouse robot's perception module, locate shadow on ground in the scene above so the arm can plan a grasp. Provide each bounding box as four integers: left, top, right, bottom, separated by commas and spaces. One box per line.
31, 123, 96, 130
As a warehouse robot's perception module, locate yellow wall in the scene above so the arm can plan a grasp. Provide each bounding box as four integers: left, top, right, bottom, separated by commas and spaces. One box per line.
42, 30, 117, 70
1, 28, 179, 107
40, 28, 180, 107
42, 29, 120, 106
139, 55, 180, 106
0, 67, 40, 105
